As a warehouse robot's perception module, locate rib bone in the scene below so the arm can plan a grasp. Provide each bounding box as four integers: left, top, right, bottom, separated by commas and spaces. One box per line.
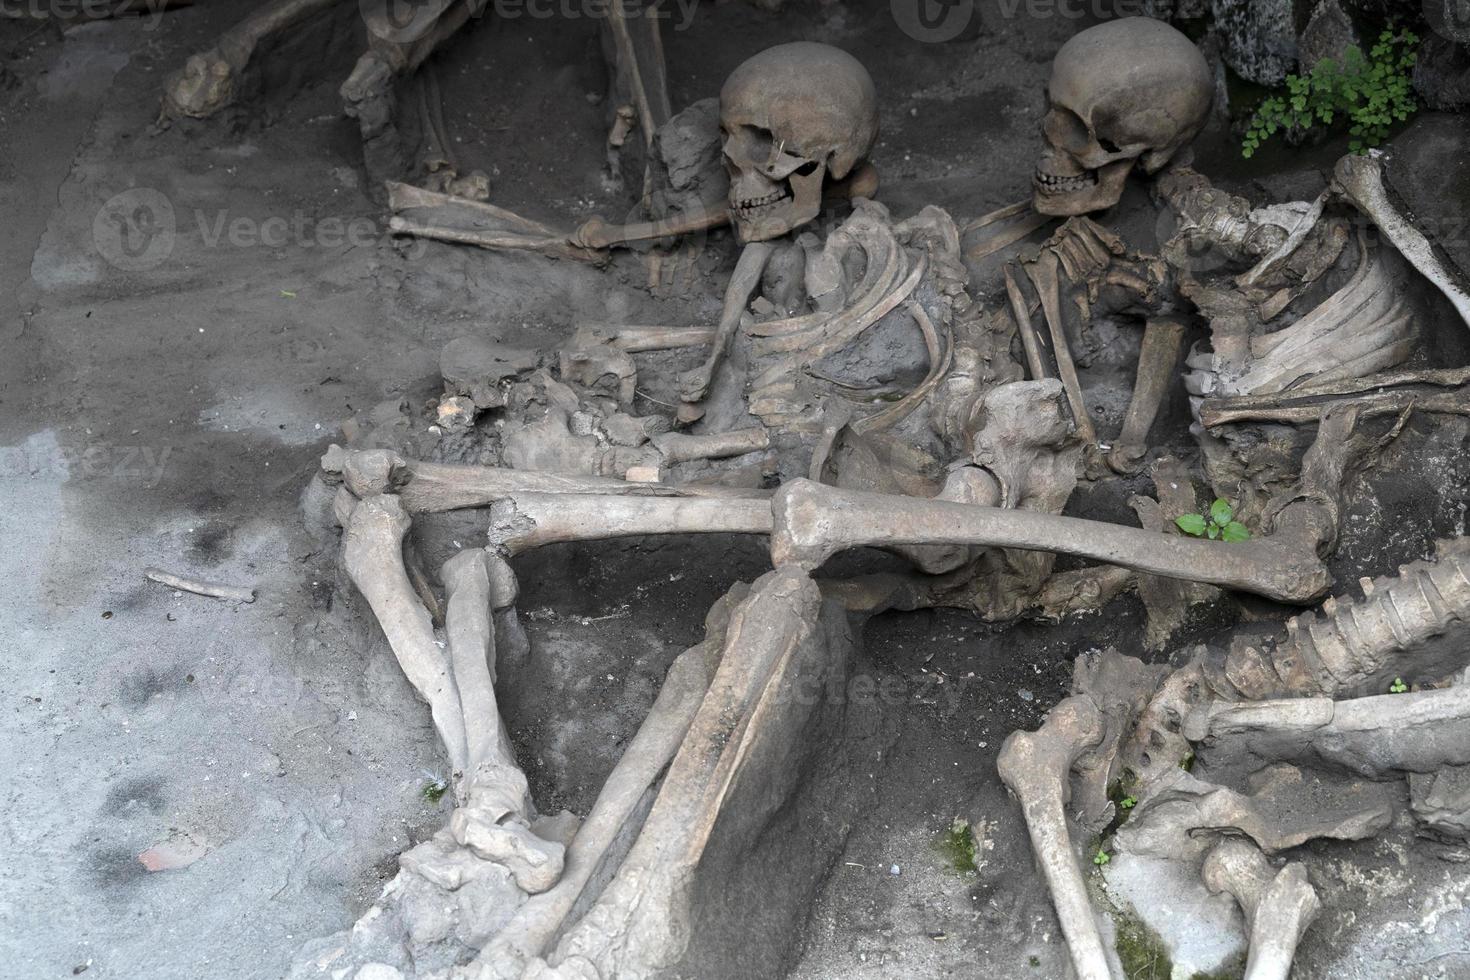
770, 479, 1331, 603
1201, 839, 1319, 980
996, 696, 1109, 980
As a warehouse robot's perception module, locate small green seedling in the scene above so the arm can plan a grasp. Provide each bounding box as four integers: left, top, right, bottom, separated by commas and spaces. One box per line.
1176, 498, 1250, 542
422, 778, 448, 802
1390, 677, 1408, 693
1119, 796, 1137, 810
1093, 848, 1110, 867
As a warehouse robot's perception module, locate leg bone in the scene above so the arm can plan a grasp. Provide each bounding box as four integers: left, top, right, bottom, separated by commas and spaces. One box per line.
771, 479, 1331, 604
1201, 839, 1319, 980
996, 696, 1109, 980
488, 493, 773, 556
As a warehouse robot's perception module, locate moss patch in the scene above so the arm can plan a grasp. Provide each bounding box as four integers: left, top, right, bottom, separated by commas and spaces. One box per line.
935, 817, 978, 874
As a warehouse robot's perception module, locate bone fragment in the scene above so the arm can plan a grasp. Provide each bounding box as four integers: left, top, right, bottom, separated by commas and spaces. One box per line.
161, 0, 345, 119
1201, 839, 1319, 980
342, 494, 468, 784
1109, 317, 1185, 474
770, 479, 1330, 603
439, 549, 512, 779
323, 448, 767, 513
650, 428, 769, 463
1334, 152, 1470, 330
997, 696, 1109, 980
568, 323, 716, 352
963, 200, 1056, 263
143, 567, 256, 603
679, 240, 775, 405
488, 493, 773, 556
1201, 367, 1470, 426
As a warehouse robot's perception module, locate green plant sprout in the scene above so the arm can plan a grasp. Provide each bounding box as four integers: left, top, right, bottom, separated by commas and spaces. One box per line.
1242, 28, 1419, 157
1390, 677, 1408, 693
1119, 796, 1137, 810
1093, 848, 1111, 867
1175, 498, 1250, 542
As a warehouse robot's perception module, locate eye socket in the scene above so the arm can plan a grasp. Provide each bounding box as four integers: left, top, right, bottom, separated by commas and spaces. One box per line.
1098, 137, 1121, 154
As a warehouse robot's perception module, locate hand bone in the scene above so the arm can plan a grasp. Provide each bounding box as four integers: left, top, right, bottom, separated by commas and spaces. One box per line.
770, 479, 1331, 603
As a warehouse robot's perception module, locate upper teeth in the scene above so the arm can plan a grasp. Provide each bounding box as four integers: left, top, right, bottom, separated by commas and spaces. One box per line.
1034, 170, 1098, 193
735, 188, 791, 214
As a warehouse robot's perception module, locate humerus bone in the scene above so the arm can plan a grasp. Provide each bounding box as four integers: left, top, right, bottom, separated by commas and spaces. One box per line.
342, 494, 469, 784
770, 479, 1331, 603
1184, 684, 1470, 777
1108, 317, 1186, 474
323, 447, 767, 513
488, 493, 773, 556
1201, 839, 1320, 980
996, 696, 1109, 980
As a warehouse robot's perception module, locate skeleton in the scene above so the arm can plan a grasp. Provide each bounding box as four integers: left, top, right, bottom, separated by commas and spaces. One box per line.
293, 22, 1470, 980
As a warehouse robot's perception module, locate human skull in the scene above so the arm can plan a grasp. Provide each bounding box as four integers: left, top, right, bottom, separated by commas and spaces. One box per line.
1033, 18, 1213, 216
720, 42, 879, 243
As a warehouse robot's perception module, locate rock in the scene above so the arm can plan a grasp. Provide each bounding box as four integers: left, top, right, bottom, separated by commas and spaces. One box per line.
354, 964, 404, 980
440, 338, 537, 409
647, 97, 728, 222
1414, 34, 1470, 110
1103, 853, 1247, 977
1426, 0, 1470, 45
1385, 114, 1470, 282
599, 412, 649, 447
1411, 766, 1470, 839
1209, 0, 1298, 85
1298, 0, 1357, 70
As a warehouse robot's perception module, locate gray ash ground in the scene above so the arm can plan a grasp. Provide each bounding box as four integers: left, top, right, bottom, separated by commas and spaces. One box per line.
3, 3, 1470, 980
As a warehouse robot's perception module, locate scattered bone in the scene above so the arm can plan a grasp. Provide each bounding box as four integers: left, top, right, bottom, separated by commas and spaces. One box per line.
1024, 249, 1097, 443
487, 493, 773, 557
568, 323, 715, 352
1200, 366, 1470, 427
143, 567, 256, 604
770, 479, 1331, 603
996, 696, 1109, 980
1201, 839, 1320, 980
962, 200, 1055, 264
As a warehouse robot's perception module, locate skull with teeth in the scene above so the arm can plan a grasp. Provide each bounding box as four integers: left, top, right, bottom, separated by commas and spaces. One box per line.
1033, 18, 1213, 217
720, 42, 879, 243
